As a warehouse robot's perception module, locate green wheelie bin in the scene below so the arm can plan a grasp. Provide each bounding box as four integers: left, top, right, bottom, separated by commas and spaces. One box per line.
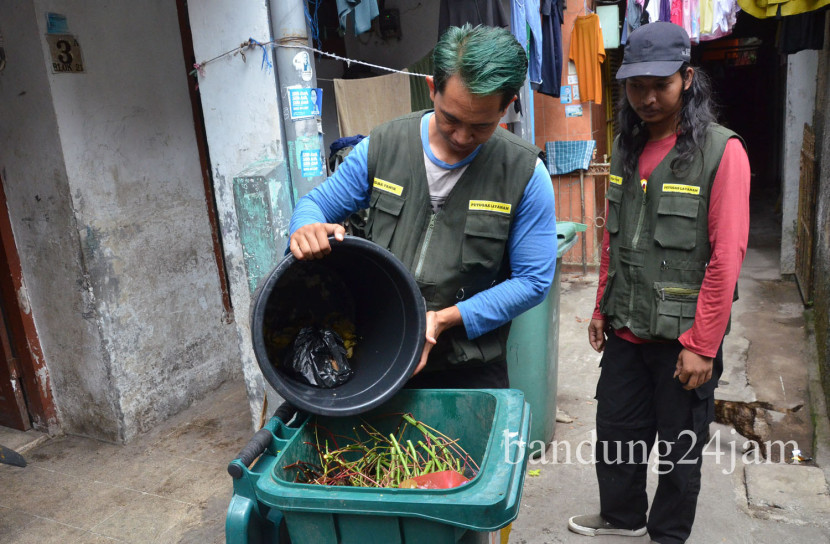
226, 388, 531, 543
505, 221, 586, 453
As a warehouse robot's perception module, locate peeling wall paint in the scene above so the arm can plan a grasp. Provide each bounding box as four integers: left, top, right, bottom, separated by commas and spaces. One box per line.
0, 1, 242, 441
187, 0, 287, 428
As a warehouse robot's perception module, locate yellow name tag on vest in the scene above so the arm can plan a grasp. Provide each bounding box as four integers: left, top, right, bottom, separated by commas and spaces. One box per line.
662, 183, 701, 195
469, 200, 512, 214
609, 175, 623, 185
373, 178, 404, 196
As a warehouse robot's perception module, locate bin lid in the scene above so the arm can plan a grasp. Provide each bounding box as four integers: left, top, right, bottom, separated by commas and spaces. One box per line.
556, 221, 587, 258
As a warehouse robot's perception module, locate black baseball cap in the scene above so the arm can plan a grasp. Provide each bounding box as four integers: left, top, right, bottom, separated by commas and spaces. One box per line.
616, 22, 691, 80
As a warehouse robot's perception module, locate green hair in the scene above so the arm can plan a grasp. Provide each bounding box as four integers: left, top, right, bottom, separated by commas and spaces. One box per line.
433, 24, 528, 109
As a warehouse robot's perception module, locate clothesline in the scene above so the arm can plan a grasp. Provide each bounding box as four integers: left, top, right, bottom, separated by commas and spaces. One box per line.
190, 38, 430, 80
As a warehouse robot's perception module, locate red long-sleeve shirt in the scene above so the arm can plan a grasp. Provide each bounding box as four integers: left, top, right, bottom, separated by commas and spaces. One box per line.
593, 135, 751, 357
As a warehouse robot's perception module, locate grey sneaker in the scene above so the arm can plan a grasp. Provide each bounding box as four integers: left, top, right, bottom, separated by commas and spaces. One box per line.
567, 514, 647, 537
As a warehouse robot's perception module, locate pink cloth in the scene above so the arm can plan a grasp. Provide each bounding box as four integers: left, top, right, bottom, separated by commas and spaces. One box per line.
671, 0, 683, 25
593, 134, 751, 358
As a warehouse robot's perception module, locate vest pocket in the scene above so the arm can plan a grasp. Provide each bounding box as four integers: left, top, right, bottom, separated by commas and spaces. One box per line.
654, 195, 700, 250
650, 282, 700, 339
605, 185, 623, 234
367, 191, 405, 249
461, 212, 511, 272
447, 329, 505, 365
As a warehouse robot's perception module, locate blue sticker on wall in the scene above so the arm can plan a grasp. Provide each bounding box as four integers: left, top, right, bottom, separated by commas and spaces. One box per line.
300, 150, 324, 178
46, 13, 69, 34
288, 87, 322, 120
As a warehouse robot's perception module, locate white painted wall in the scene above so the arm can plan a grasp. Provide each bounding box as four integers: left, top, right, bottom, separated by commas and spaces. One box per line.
1, 1, 241, 441
0, 1, 110, 436
781, 50, 818, 275
186, 0, 287, 425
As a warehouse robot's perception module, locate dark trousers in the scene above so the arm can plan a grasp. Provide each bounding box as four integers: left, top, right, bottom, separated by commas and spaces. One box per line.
595, 333, 722, 544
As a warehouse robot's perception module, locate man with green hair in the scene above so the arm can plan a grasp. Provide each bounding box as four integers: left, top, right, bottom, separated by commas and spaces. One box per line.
289, 24, 557, 388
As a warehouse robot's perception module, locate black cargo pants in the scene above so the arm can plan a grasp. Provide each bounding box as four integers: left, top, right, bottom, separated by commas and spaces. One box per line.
594, 333, 722, 544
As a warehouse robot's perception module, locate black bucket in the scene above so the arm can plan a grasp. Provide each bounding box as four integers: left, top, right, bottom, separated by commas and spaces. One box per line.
251, 236, 426, 416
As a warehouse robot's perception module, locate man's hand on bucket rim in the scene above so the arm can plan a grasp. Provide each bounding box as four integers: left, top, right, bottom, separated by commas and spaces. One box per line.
413, 306, 462, 376
289, 222, 346, 260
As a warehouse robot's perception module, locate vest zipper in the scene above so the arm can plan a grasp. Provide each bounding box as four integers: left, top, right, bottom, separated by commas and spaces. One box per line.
414, 213, 436, 280
625, 189, 648, 328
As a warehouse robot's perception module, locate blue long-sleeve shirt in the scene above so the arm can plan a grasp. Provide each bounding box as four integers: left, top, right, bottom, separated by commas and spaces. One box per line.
289, 114, 557, 339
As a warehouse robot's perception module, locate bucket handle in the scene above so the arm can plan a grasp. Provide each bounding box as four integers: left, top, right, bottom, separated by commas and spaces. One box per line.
228, 401, 302, 480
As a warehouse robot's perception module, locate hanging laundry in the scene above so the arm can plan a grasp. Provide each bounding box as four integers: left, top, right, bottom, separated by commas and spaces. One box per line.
511, 0, 544, 86
737, 0, 829, 18
689, 0, 700, 41
438, 0, 509, 37
660, 0, 672, 21
336, 0, 380, 36
778, 8, 828, 54
681, 0, 692, 39
700, 0, 740, 41
671, 0, 683, 25
621, 0, 653, 44
700, 0, 715, 35
537, 0, 564, 97
408, 51, 435, 112
570, 13, 606, 104
645, 0, 662, 24
333, 72, 412, 137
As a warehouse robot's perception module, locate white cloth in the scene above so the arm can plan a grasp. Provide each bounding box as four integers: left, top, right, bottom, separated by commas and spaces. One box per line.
333, 72, 412, 138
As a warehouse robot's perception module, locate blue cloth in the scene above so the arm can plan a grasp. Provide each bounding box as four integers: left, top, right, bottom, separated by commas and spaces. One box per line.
511, 0, 544, 86
545, 140, 596, 175
329, 135, 366, 157
336, 0, 379, 36
290, 113, 557, 340
660, 0, 672, 22
537, 0, 564, 97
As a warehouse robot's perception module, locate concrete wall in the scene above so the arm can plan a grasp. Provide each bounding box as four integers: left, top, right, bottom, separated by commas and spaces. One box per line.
781, 50, 818, 275
0, 1, 240, 441
0, 1, 105, 435
186, 0, 286, 424
812, 13, 830, 410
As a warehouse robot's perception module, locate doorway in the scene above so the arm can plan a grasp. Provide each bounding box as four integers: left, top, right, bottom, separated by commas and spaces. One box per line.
697, 15, 784, 221
0, 175, 57, 432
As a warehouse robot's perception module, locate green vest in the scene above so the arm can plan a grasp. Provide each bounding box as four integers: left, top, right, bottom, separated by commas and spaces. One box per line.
600, 124, 740, 341
365, 111, 541, 368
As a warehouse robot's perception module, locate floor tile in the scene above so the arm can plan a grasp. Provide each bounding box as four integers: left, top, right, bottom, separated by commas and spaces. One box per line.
1, 516, 89, 544
154, 494, 228, 544
25, 435, 150, 481
148, 458, 231, 505
90, 492, 193, 542
149, 415, 253, 467
0, 466, 140, 530
0, 505, 36, 537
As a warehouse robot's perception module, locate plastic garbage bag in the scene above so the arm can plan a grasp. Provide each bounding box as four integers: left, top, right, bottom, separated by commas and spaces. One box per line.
286, 326, 353, 388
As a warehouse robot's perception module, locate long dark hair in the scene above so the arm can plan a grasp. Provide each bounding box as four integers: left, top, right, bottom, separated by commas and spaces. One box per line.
616, 63, 718, 180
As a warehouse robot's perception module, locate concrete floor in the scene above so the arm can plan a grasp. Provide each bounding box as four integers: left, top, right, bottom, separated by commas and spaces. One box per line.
0, 383, 250, 543
2, 202, 829, 543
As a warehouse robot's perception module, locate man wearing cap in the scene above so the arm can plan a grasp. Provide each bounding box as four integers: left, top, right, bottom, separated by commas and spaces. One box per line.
569, 22, 750, 543
288, 24, 557, 389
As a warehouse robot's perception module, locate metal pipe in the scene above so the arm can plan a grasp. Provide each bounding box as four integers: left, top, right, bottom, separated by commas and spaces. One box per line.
269, 0, 327, 201
579, 169, 587, 276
